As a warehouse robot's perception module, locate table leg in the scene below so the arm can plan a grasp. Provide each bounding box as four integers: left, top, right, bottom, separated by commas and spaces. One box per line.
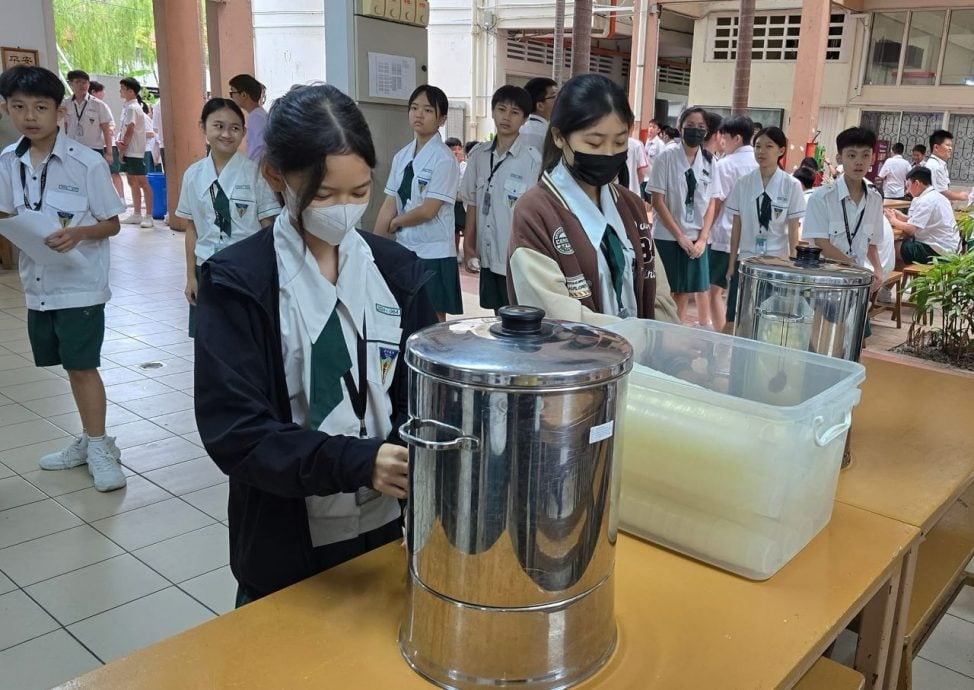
0, 237, 13, 270
883, 543, 918, 690
855, 562, 903, 690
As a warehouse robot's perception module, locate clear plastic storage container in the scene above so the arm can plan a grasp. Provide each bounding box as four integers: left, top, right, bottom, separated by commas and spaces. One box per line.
606, 319, 866, 580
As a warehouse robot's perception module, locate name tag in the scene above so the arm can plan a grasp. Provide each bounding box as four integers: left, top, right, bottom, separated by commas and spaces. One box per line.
58, 184, 80, 193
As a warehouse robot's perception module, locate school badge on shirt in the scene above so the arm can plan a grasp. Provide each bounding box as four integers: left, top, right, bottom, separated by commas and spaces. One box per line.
235, 202, 249, 218
379, 347, 398, 382
56, 211, 74, 229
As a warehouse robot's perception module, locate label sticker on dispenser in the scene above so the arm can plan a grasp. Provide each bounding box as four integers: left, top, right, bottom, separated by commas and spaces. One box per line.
589, 421, 614, 444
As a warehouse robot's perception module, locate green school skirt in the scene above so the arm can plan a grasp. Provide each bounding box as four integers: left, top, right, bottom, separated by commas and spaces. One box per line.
422, 257, 463, 315
656, 239, 710, 293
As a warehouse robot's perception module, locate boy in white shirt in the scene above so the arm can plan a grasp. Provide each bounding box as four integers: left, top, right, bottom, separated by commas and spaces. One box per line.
885, 165, 961, 266
63, 70, 113, 166
519, 77, 557, 152
116, 77, 153, 228
461, 85, 542, 312
876, 142, 911, 200
0, 66, 126, 491
922, 129, 971, 204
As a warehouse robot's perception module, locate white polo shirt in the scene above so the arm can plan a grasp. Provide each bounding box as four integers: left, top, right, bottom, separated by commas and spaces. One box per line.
63, 94, 114, 150
0, 134, 125, 311
803, 176, 882, 266
175, 152, 280, 264
643, 136, 665, 181
625, 137, 647, 196
727, 167, 805, 261
460, 135, 541, 276
274, 215, 401, 547
152, 99, 164, 148
922, 154, 950, 193
245, 106, 267, 163
907, 185, 960, 255
647, 145, 722, 242
117, 100, 146, 158
519, 114, 548, 153
384, 132, 458, 259
711, 145, 758, 252
877, 154, 911, 198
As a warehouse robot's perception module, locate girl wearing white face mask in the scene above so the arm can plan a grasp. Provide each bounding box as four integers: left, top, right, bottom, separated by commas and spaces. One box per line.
175, 98, 280, 336
193, 84, 438, 605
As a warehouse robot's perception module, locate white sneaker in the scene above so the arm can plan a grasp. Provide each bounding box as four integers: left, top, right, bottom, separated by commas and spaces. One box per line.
39, 434, 89, 470
122, 214, 143, 225
164, 213, 170, 226
139, 218, 154, 229
87, 437, 126, 492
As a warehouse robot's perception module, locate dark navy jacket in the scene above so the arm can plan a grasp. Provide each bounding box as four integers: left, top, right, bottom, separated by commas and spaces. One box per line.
194, 228, 435, 597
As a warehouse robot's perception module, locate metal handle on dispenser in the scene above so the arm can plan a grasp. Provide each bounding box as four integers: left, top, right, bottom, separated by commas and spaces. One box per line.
812, 411, 852, 447
399, 417, 480, 452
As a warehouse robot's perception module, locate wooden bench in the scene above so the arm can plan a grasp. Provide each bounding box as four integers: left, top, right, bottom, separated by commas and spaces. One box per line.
869, 270, 903, 328
899, 263, 934, 326
794, 657, 865, 690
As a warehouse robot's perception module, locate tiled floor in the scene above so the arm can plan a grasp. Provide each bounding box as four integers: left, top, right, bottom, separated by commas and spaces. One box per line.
0, 220, 970, 688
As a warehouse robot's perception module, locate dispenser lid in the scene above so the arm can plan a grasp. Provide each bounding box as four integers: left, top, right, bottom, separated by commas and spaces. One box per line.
739, 246, 874, 288
404, 306, 633, 388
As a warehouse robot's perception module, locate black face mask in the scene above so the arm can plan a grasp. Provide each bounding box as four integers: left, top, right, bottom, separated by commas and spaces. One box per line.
566, 145, 628, 187
682, 127, 707, 148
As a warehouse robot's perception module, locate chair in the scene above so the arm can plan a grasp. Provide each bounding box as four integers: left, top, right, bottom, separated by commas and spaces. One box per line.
868, 271, 903, 328
900, 263, 934, 326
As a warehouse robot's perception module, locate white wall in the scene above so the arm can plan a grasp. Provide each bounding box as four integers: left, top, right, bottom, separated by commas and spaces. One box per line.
252, 0, 326, 104
0, 0, 57, 71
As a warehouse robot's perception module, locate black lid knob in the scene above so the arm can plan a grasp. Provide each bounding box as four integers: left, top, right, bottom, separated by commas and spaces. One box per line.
794, 245, 822, 266
497, 305, 545, 335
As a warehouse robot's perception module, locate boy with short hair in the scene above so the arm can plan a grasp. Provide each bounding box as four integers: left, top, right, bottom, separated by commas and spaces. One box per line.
117, 77, 153, 228
228, 74, 267, 163
63, 69, 113, 167
885, 166, 961, 266
0, 65, 126, 491
910, 144, 926, 166
519, 77, 557, 152
804, 127, 883, 292
461, 85, 542, 312
88, 80, 124, 199
876, 142, 911, 200
922, 129, 970, 203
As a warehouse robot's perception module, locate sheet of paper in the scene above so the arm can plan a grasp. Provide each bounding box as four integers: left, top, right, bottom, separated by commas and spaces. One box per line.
0, 210, 90, 270
368, 52, 417, 101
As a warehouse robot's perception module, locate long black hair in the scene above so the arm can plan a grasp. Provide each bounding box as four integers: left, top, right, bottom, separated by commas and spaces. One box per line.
263, 83, 376, 229
541, 74, 634, 173
120, 76, 147, 113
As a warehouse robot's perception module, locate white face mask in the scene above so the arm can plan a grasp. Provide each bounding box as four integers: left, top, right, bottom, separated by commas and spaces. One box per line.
284, 185, 368, 245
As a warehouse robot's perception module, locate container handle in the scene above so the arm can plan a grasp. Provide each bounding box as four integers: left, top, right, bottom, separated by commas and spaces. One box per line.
399, 418, 480, 452
812, 411, 852, 447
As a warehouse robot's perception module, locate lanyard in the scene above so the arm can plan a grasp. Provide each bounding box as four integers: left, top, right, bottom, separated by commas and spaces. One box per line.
73, 97, 89, 123
486, 142, 508, 191
341, 317, 368, 439
20, 158, 50, 211
840, 191, 866, 254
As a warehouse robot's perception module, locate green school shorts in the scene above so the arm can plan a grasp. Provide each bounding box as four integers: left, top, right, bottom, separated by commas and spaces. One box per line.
708, 247, 731, 289
900, 240, 940, 266
27, 304, 105, 370
422, 257, 463, 315
479, 269, 510, 312
109, 146, 121, 174
122, 156, 147, 176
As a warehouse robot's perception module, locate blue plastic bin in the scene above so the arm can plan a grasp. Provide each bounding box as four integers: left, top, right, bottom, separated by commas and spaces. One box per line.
147, 172, 167, 220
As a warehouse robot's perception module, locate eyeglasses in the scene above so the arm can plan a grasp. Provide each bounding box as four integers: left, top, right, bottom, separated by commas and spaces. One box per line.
228, 90, 240, 96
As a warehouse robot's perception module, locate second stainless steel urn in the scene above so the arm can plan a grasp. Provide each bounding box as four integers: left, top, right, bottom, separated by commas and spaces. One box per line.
398, 306, 633, 690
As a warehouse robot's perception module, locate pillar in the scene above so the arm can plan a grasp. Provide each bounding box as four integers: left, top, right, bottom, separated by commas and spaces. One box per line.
205, 0, 256, 96
152, 0, 207, 227
628, 1, 660, 136
785, 0, 830, 170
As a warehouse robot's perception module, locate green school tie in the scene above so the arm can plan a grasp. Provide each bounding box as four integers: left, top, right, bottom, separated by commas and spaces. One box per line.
684, 168, 696, 207
758, 192, 772, 231
210, 181, 232, 238
307, 310, 353, 430
600, 224, 626, 307
397, 161, 414, 207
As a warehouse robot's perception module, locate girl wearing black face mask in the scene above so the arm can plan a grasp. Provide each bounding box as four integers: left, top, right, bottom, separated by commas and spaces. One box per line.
647, 106, 722, 326
506, 74, 679, 326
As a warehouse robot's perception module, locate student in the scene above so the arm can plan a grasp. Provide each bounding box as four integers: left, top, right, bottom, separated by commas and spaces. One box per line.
229, 74, 268, 163
445, 136, 466, 241
508, 73, 678, 326
885, 166, 960, 267
151, 94, 165, 173
910, 144, 926, 166
176, 98, 280, 337
461, 85, 541, 312
751, 122, 763, 143
620, 129, 648, 195
662, 126, 681, 150
648, 106, 721, 325
0, 66, 126, 490
519, 77, 557, 152
142, 102, 156, 174
709, 115, 757, 332
63, 70, 113, 166
803, 127, 883, 292
194, 83, 437, 603
876, 143, 911, 200
703, 111, 723, 159
375, 85, 461, 320
922, 130, 970, 203
89, 80, 124, 200
642, 119, 665, 202
116, 77, 153, 228
725, 127, 805, 324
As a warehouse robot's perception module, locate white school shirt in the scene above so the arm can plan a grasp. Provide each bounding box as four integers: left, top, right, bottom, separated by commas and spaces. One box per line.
519, 114, 548, 153
711, 145, 758, 252
921, 154, 951, 193
643, 136, 665, 181
151, 99, 164, 148
275, 215, 402, 547
0, 134, 125, 310
384, 133, 458, 259
175, 152, 280, 264
727, 167, 805, 261
245, 106, 267, 163
549, 162, 638, 319
646, 145, 722, 242
117, 100, 146, 157
63, 94, 114, 150
460, 136, 541, 276
803, 176, 882, 267
877, 154, 911, 198
625, 137, 647, 196
907, 186, 960, 255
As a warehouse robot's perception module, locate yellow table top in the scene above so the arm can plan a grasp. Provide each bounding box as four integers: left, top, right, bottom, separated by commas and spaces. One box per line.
883, 199, 911, 210
837, 356, 974, 533
58, 503, 918, 690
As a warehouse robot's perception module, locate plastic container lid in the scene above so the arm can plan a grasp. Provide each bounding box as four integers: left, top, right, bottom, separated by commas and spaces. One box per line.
740, 246, 873, 288
404, 306, 633, 389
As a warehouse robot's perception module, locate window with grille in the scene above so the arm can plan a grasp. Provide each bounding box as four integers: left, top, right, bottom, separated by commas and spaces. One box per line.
710, 13, 846, 62
504, 35, 625, 79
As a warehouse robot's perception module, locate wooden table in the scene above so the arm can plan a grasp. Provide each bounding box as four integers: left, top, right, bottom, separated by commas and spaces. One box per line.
58, 503, 918, 690
883, 200, 911, 211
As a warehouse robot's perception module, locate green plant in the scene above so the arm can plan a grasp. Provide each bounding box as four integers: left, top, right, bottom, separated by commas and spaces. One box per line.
54, 0, 157, 80
957, 208, 974, 253
907, 250, 974, 366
